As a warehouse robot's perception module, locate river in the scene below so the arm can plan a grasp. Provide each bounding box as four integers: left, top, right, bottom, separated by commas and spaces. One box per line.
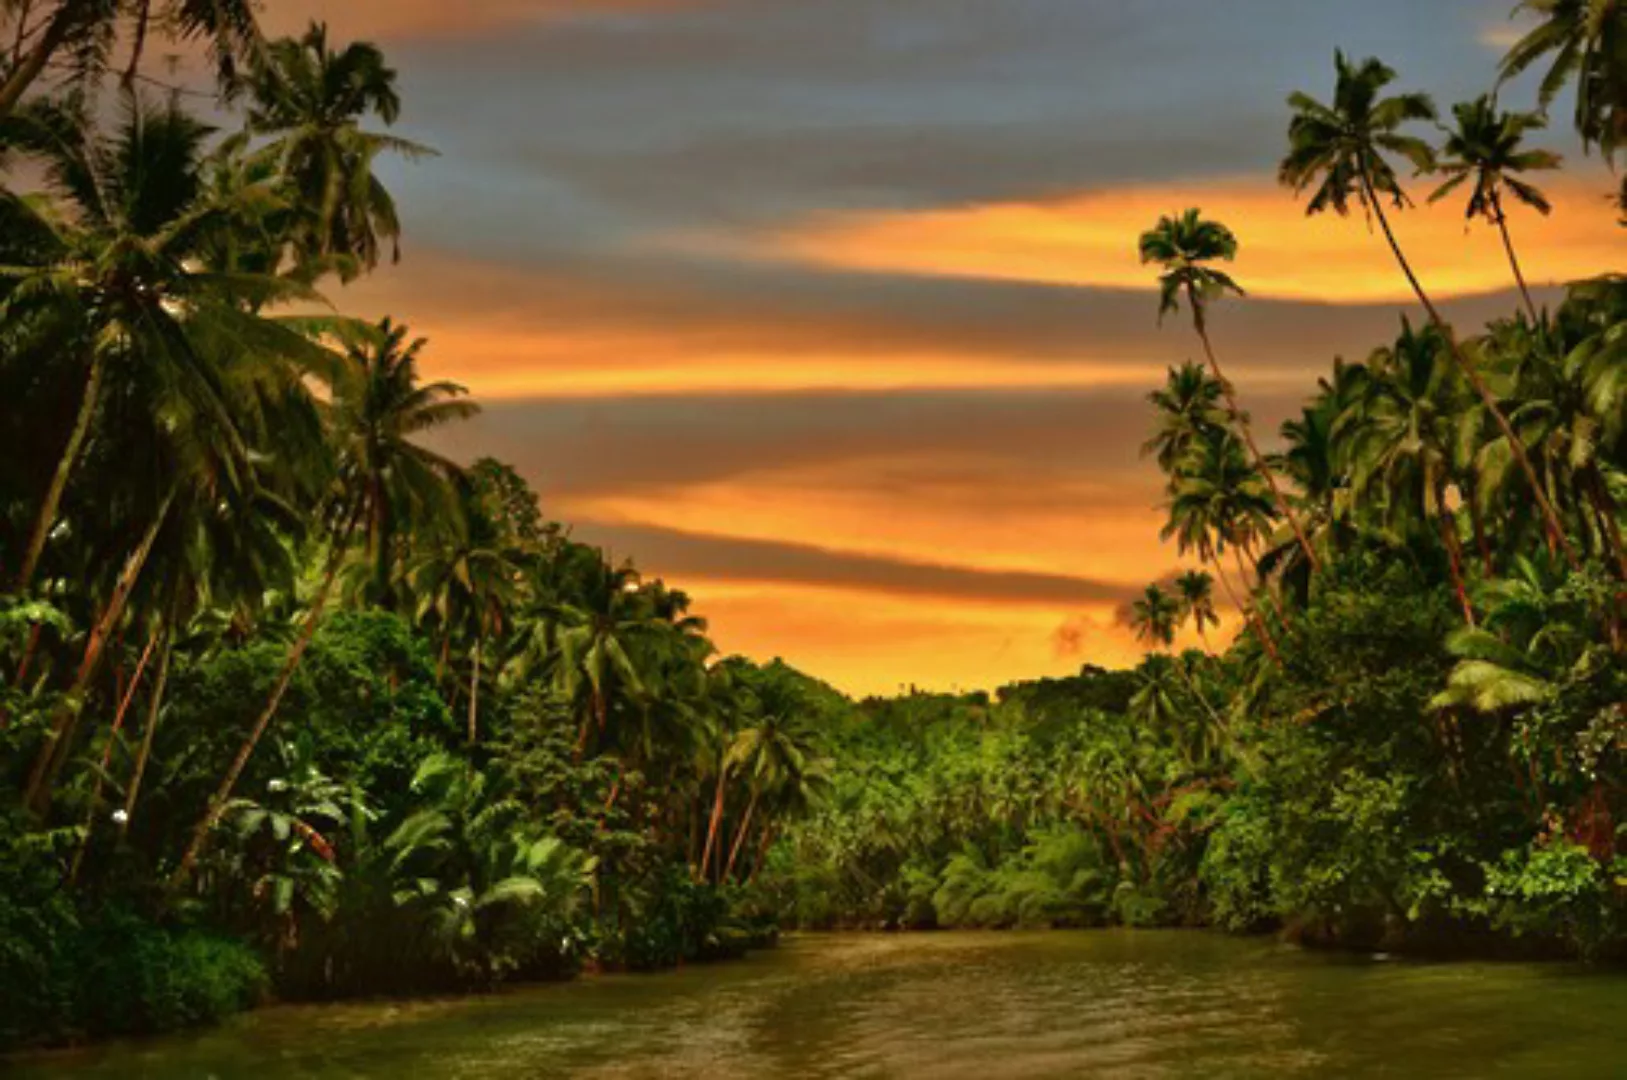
15, 931, 1627, 1077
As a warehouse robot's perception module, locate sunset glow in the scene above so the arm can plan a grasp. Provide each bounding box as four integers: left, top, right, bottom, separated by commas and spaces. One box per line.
274, 0, 1620, 694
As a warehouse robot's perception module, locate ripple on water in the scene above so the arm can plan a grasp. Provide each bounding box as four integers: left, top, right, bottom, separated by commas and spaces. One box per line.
12, 932, 1627, 1079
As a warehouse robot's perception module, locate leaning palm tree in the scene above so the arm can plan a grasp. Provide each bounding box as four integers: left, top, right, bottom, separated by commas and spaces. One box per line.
1497, 0, 1627, 212
243, 22, 433, 277
1281, 51, 1578, 567
4, 97, 335, 813
1139, 209, 1319, 571
175, 320, 478, 885
1430, 95, 1563, 318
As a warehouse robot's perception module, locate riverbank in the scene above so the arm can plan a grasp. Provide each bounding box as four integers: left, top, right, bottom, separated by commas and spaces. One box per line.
13, 931, 1627, 1078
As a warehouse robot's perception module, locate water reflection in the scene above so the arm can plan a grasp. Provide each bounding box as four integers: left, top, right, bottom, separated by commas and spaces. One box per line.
15, 931, 1627, 1078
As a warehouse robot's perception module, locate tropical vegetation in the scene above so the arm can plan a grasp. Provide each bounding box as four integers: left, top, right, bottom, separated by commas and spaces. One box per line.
1, 0, 1625, 1057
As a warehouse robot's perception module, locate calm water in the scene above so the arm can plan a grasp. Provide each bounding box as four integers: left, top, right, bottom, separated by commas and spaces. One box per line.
16, 931, 1627, 1078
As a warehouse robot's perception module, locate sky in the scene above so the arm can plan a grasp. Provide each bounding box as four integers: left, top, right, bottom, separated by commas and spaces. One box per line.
253, 0, 1618, 696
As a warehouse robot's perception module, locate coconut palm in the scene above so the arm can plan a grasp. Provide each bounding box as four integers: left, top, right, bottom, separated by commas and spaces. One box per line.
1139, 209, 1319, 570
330, 318, 477, 609
1143, 362, 1228, 476
6, 97, 334, 812
1430, 95, 1563, 318
1174, 570, 1221, 652
1338, 320, 1481, 624
0, 0, 263, 120
1129, 584, 1181, 650
3, 96, 324, 595
1281, 52, 1578, 566
1162, 431, 1284, 662
175, 320, 475, 885
1498, 0, 1627, 211
243, 23, 433, 277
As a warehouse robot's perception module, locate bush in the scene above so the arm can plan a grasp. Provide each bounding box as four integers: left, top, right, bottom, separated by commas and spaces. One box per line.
71, 911, 267, 1037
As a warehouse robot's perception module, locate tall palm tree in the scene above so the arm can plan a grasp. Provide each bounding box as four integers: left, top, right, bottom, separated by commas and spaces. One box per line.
331, 318, 477, 609
243, 23, 433, 277
1142, 362, 1228, 476
1139, 209, 1319, 570
1498, 0, 1627, 212
0, 0, 262, 120
1281, 52, 1578, 566
175, 320, 477, 884
1162, 431, 1284, 663
1338, 321, 1480, 624
3, 97, 322, 595
5, 98, 333, 813
1430, 95, 1563, 318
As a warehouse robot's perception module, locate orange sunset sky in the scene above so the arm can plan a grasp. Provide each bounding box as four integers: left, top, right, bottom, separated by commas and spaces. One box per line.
257, 0, 1617, 695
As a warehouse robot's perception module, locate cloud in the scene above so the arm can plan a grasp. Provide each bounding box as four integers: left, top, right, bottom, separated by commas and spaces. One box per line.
570, 520, 1141, 607
721, 174, 1617, 305
260, 1, 700, 42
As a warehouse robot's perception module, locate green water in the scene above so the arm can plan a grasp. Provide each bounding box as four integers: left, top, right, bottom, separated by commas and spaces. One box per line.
16, 932, 1627, 1078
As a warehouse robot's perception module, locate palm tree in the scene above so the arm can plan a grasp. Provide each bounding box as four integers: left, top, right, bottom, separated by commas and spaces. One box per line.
176, 320, 478, 885
3, 97, 324, 595
721, 711, 822, 882
522, 557, 662, 758
331, 318, 477, 609
1281, 52, 1579, 567
1174, 570, 1221, 653
410, 513, 521, 747
1162, 431, 1284, 662
243, 23, 433, 277
1139, 210, 1319, 571
1128, 584, 1181, 650
1339, 320, 1480, 624
5, 98, 334, 812
1142, 362, 1228, 476
0, 0, 263, 120
1498, 0, 1627, 212
1430, 95, 1563, 318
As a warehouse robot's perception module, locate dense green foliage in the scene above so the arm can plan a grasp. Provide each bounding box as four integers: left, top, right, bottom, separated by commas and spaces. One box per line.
0, 12, 821, 1051
2, 0, 1625, 1058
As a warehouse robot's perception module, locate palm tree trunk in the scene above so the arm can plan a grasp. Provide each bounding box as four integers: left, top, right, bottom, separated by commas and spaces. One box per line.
698, 762, 729, 882
68, 628, 160, 882
1491, 192, 1539, 322
1231, 546, 1287, 662
121, 0, 152, 88
23, 491, 173, 812
121, 624, 173, 836
15, 355, 102, 592
723, 787, 760, 883
0, 4, 69, 120
1194, 325, 1320, 572
1359, 167, 1578, 570
1439, 513, 1476, 627
11, 1, 33, 66
1213, 555, 1280, 663
172, 506, 362, 887
748, 824, 777, 884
